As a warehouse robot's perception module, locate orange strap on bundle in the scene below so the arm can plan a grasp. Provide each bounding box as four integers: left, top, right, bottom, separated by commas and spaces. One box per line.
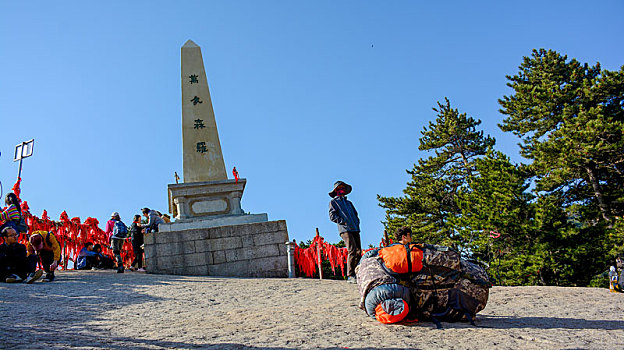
378, 243, 423, 274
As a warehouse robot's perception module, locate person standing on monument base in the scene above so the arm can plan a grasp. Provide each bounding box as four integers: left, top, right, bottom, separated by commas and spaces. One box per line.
141, 208, 165, 233
329, 181, 361, 283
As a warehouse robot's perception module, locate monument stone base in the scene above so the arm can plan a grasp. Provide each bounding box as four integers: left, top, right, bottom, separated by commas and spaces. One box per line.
144, 220, 289, 277
168, 179, 249, 221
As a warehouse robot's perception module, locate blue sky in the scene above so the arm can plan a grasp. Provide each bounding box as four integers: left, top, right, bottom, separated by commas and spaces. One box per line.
1, 1, 622, 247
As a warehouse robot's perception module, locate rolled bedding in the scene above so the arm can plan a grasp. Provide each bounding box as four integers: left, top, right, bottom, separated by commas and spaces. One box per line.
364, 283, 412, 324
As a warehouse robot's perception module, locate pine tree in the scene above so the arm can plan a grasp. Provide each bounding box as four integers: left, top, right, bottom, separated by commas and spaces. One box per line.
498, 49, 624, 285
453, 150, 537, 284
499, 49, 624, 224
378, 98, 494, 249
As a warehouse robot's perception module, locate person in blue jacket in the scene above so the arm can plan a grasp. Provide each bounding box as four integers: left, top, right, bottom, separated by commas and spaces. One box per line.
76, 242, 100, 270
329, 181, 361, 283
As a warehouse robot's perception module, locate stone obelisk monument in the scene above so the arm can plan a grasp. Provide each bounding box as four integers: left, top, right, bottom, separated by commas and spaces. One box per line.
145, 40, 289, 278
166, 40, 265, 224
181, 40, 227, 182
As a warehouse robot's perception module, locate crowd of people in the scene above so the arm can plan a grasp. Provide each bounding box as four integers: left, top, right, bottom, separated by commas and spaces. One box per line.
0, 192, 169, 283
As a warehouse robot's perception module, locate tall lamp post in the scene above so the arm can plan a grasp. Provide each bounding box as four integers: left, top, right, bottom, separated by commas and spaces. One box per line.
14, 139, 35, 180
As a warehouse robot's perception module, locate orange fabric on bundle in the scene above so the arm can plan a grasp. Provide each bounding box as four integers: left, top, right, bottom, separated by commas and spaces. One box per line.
374, 300, 409, 324
378, 244, 423, 274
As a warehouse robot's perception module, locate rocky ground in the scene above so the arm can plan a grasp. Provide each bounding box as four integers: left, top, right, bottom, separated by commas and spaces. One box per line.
1, 270, 623, 349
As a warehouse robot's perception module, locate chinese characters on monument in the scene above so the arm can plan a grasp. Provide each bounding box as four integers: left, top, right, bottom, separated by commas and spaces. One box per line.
181, 39, 227, 182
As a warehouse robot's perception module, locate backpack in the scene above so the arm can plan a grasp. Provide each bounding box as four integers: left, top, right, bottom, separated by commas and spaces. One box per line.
357, 244, 492, 327
112, 220, 128, 238
378, 243, 424, 274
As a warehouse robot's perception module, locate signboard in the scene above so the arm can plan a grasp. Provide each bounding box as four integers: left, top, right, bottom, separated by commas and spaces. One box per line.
14, 139, 34, 162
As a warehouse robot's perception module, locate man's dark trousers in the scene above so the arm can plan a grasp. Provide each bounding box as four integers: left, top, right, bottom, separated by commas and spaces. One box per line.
27, 250, 57, 273
341, 231, 362, 277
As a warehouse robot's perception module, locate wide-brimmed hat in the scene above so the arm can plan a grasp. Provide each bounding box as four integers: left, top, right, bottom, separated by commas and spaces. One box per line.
329, 181, 352, 198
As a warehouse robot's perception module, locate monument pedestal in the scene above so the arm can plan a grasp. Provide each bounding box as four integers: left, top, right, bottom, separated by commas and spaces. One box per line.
168, 179, 250, 221
145, 220, 289, 278
150, 178, 287, 277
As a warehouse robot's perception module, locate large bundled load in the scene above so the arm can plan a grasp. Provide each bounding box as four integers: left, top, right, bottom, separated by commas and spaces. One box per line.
356, 243, 491, 327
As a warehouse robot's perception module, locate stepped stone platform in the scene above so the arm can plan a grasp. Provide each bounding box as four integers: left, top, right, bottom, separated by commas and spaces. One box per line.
144, 220, 289, 277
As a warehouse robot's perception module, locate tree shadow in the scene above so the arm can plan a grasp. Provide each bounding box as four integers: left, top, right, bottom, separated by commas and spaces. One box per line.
1, 271, 192, 349
476, 314, 624, 330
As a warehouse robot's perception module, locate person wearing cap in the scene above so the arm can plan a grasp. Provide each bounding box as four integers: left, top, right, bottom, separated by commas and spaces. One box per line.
26, 230, 61, 282
141, 207, 165, 233
105, 212, 128, 273
0, 226, 43, 283
329, 181, 361, 283
105, 212, 119, 242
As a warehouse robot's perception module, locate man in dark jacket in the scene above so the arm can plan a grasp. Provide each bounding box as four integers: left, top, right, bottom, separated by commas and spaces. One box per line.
1, 226, 42, 283
329, 181, 361, 283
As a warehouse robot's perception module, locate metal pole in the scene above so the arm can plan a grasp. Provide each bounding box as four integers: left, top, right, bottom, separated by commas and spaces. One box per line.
286, 240, 296, 278
63, 240, 68, 270
17, 158, 23, 180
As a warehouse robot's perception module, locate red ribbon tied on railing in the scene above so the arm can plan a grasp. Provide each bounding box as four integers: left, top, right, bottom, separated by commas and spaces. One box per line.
0, 179, 136, 270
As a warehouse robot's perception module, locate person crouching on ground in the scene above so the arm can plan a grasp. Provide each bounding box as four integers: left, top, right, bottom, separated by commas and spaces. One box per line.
0, 226, 43, 283
328, 180, 361, 283
92, 244, 114, 269
27, 231, 61, 282
128, 214, 145, 272
106, 212, 128, 273
76, 242, 100, 270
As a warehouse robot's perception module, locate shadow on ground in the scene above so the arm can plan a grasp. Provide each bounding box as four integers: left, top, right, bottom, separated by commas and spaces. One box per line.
0, 271, 204, 349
